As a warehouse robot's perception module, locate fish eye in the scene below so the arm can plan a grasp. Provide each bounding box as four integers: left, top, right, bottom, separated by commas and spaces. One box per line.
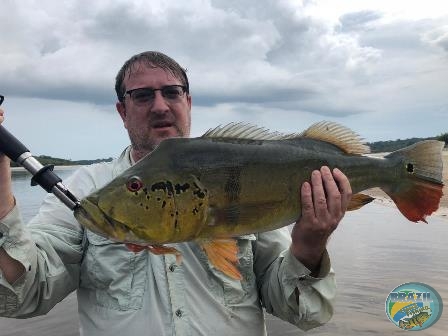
127, 176, 143, 192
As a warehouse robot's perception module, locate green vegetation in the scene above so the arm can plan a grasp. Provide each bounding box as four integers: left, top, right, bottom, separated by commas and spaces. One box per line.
368, 138, 432, 153
10, 155, 112, 167
368, 133, 447, 153
436, 132, 448, 145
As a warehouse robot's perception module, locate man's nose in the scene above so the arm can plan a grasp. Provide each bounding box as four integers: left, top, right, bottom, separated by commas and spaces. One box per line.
150, 91, 170, 113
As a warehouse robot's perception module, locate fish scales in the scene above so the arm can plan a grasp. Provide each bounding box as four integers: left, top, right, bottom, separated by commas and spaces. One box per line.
166, 136, 392, 238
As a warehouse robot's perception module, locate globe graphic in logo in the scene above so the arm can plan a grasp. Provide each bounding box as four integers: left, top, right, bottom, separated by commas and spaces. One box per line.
385, 282, 443, 331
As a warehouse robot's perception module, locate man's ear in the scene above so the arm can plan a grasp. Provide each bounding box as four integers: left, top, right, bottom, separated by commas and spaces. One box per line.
116, 101, 128, 128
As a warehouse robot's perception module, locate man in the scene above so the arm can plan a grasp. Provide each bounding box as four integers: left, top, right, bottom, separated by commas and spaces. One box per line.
0, 51, 352, 335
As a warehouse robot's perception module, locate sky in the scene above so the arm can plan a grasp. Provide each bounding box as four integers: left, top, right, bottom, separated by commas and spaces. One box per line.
0, 0, 447, 160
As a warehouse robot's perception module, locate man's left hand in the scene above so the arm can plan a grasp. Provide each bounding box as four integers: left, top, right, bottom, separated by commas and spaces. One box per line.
290, 166, 352, 275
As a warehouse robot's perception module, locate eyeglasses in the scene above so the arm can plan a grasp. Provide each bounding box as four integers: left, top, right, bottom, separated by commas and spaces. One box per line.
123, 85, 187, 106
0, 95, 4, 106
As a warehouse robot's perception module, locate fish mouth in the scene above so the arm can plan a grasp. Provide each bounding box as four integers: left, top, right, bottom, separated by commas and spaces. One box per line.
74, 198, 146, 244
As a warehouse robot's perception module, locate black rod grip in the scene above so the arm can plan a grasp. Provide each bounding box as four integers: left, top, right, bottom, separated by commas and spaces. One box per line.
31, 165, 62, 192
0, 125, 30, 162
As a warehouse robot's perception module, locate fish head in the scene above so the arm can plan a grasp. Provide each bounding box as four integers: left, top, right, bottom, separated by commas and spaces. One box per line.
74, 170, 209, 244
416, 312, 431, 324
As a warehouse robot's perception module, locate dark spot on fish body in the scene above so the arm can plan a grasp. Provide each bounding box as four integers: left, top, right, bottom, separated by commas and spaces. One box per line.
193, 189, 207, 199
224, 167, 241, 203
175, 183, 190, 194
192, 180, 208, 199
151, 181, 175, 196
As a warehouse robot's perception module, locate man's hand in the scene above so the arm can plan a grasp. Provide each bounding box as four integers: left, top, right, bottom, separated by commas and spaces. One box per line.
290, 166, 352, 275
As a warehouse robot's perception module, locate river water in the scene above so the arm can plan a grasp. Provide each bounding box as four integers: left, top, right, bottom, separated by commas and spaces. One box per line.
1, 167, 447, 335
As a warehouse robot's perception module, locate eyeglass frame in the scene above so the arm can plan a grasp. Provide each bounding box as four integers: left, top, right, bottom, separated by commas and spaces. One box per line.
121, 85, 188, 104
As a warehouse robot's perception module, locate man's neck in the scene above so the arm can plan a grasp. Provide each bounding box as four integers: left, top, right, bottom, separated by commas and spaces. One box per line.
130, 147, 152, 164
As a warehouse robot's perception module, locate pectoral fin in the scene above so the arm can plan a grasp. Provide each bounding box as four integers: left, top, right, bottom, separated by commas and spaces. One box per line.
347, 193, 375, 211
199, 239, 242, 280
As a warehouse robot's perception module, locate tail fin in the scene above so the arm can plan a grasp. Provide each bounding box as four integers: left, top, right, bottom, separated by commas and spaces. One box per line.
383, 140, 444, 223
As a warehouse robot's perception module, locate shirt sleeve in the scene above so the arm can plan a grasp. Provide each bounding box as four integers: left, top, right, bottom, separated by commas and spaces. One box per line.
253, 226, 336, 331
0, 167, 96, 318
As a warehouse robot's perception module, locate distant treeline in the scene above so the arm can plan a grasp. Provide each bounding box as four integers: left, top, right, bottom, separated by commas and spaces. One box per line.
368, 132, 448, 153
10, 155, 113, 167
8, 132, 447, 166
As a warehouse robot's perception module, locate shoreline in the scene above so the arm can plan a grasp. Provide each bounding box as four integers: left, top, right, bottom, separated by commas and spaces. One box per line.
11, 165, 80, 173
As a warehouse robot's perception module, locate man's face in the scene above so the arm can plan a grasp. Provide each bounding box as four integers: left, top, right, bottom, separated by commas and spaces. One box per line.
116, 63, 191, 161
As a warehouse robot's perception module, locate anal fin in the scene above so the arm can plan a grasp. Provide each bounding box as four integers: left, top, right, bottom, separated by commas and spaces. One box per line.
347, 193, 375, 211
199, 239, 242, 280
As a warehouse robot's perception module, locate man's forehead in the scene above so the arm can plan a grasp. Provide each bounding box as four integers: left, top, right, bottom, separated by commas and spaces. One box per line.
125, 62, 174, 80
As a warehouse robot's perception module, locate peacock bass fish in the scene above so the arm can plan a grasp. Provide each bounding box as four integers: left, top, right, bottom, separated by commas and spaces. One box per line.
74, 121, 445, 280
399, 311, 431, 329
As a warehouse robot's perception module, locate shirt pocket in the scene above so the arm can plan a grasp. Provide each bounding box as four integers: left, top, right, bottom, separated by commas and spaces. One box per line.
208, 234, 257, 307
79, 230, 147, 311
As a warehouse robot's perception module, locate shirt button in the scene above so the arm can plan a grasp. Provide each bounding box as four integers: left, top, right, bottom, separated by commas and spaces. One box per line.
175, 309, 183, 318
169, 264, 177, 272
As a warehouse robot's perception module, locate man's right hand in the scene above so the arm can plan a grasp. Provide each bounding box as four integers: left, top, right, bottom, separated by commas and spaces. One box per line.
0, 108, 15, 219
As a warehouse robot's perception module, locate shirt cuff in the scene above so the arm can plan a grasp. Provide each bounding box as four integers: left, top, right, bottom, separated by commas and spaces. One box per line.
0, 205, 32, 273
282, 248, 331, 288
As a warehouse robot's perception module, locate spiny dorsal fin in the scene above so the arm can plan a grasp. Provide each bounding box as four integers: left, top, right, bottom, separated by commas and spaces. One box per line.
201, 122, 300, 141
299, 121, 370, 155
201, 121, 370, 155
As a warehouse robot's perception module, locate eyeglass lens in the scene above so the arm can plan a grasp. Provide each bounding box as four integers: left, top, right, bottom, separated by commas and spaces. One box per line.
129, 86, 185, 105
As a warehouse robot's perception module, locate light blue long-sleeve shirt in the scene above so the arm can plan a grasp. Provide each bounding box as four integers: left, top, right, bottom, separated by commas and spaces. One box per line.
0, 147, 336, 336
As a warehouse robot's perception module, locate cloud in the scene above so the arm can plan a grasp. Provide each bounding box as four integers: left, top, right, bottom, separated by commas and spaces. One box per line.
0, 0, 447, 160
337, 10, 383, 33
0, 0, 386, 113
422, 22, 448, 52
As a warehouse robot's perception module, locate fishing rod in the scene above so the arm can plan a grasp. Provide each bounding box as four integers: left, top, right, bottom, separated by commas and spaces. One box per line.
0, 94, 80, 210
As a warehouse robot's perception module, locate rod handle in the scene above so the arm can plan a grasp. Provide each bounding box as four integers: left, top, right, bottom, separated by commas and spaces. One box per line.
0, 125, 30, 162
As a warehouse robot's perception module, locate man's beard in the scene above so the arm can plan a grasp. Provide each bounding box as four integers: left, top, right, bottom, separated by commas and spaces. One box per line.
129, 124, 185, 156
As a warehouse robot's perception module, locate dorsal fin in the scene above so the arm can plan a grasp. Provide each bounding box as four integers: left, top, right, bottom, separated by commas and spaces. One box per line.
299, 121, 370, 155
201, 122, 300, 141
201, 121, 370, 155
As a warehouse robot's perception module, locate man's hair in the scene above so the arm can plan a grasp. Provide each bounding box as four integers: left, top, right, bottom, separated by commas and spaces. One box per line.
115, 51, 189, 102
